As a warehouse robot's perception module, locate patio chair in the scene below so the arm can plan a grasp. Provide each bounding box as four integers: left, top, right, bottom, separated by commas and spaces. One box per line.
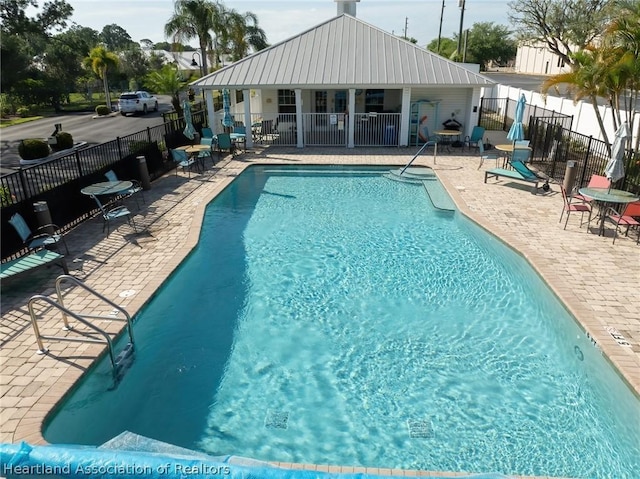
90, 194, 136, 237
199, 138, 215, 166
256, 119, 275, 143
559, 185, 592, 230
477, 141, 499, 169
216, 133, 236, 158
8, 212, 69, 254
170, 148, 198, 178
465, 126, 485, 152
573, 174, 610, 202
104, 170, 145, 208
604, 201, 640, 244
201, 127, 213, 139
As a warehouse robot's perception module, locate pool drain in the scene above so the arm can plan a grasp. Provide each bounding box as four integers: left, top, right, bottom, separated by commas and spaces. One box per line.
407, 419, 431, 438
265, 410, 289, 429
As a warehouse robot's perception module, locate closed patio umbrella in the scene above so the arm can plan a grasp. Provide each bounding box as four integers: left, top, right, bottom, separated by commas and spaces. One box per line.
507, 94, 526, 147
222, 89, 234, 130
605, 122, 629, 190
182, 99, 196, 140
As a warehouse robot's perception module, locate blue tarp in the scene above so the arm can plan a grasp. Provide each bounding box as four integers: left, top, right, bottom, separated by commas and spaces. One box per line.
0, 434, 512, 479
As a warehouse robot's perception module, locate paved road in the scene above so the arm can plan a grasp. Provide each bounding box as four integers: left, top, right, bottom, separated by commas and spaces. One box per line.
0, 95, 173, 175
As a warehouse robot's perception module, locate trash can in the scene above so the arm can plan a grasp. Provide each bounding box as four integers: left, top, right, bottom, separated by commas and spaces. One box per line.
33, 201, 54, 234
563, 161, 577, 193
136, 156, 152, 191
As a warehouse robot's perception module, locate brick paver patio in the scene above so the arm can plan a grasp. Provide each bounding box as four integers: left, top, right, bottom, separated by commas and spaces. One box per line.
1, 145, 638, 478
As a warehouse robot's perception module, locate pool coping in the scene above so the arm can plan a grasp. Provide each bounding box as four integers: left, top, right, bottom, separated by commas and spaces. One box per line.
1, 148, 638, 479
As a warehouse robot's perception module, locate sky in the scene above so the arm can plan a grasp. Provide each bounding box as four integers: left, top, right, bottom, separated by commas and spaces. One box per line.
62, 0, 513, 48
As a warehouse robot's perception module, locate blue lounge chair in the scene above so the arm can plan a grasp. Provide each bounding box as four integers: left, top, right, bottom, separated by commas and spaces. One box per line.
484, 160, 544, 194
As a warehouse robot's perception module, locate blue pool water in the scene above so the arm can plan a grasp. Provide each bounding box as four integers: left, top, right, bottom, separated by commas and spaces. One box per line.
45, 166, 639, 478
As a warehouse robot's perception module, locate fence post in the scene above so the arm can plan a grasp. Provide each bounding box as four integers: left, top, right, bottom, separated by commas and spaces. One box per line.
502, 98, 509, 131
116, 136, 123, 159
478, 97, 484, 126
147, 127, 152, 144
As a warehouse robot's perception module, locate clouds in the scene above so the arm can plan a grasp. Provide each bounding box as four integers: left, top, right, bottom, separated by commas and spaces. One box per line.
66, 0, 510, 48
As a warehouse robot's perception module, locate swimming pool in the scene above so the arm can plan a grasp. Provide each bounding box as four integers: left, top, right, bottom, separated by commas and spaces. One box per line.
45, 165, 639, 478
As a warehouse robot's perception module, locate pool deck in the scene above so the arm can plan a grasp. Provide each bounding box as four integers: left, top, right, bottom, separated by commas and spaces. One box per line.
1, 145, 638, 479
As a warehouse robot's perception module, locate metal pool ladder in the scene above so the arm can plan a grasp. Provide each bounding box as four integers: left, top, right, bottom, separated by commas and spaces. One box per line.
28, 274, 136, 381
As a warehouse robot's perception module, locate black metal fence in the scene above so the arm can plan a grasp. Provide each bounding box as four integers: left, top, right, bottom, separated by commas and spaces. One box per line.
479, 97, 573, 133
528, 118, 639, 193
1, 109, 207, 260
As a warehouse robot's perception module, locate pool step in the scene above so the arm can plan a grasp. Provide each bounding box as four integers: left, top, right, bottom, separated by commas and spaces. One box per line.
386, 167, 436, 184
421, 180, 456, 212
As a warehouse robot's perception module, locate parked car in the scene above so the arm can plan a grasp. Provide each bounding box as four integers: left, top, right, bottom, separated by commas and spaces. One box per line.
119, 91, 158, 116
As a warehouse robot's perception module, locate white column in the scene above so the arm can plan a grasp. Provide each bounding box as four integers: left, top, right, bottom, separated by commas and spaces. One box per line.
399, 87, 411, 147
466, 87, 481, 138
295, 89, 303, 148
243, 89, 253, 148
348, 88, 356, 148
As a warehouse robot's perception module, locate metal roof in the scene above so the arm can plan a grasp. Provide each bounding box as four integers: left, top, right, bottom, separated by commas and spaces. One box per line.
192, 14, 493, 90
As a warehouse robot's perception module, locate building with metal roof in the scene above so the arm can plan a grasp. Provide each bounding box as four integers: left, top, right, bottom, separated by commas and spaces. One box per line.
191, 3, 494, 149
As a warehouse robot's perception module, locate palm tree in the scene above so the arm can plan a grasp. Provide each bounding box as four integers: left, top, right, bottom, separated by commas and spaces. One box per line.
145, 64, 188, 115
83, 46, 119, 110
605, 0, 640, 151
542, 47, 611, 148
165, 0, 221, 75
221, 10, 268, 61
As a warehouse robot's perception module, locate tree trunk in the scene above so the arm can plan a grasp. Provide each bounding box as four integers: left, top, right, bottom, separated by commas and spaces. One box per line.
102, 73, 112, 111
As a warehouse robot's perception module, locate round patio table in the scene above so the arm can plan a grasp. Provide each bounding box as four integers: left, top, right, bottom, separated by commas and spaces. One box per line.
578, 187, 639, 236
80, 180, 133, 197
434, 130, 461, 152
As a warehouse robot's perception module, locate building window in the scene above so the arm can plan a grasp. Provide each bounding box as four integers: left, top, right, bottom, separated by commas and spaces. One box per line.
365, 89, 384, 113
278, 89, 296, 113
235, 90, 243, 103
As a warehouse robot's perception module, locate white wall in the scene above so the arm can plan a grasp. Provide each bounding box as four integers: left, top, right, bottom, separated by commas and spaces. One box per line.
484, 83, 640, 148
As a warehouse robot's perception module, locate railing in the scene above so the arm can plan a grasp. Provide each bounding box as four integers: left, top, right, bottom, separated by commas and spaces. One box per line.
529, 118, 639, 194
479, 97, 573, 133
28, 275, 135, 381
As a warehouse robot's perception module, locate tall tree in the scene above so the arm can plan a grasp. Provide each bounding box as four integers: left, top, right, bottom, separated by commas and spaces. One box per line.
164, 0, 221, 75
84, 46, 119, 110
100, 24, 135, 51
542, 48, 611, 147
604, 0, 640, 151
426, 37, 457, 59
465, 23, 517, 70
507, 0, 612, 68
0, 0, 73, 35
221, 9, 268, 61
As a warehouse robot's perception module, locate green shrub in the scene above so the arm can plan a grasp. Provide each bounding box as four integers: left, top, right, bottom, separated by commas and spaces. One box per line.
16, 107, 30, 117
95, 105, 110, 116
18, 139, 50, 160
129, 140, 156, 154
51, 131, 74, 151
